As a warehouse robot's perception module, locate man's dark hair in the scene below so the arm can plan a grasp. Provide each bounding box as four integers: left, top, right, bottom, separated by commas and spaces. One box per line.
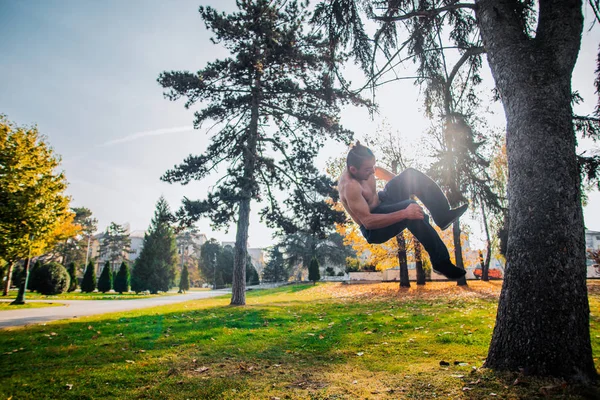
347, 141, 374, 169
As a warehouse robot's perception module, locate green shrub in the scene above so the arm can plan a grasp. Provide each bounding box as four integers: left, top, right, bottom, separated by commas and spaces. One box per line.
36, 262, 70, 295
81, 261, 96, 293
308, 257, 320, 284
178, 264, 190, 293
114, 262, 130, 294
97, 261, 113, 293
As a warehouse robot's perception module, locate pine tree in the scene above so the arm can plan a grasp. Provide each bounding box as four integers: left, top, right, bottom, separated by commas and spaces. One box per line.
178, 264, 189, 293
159, 0, 367, 305
98, 222, 131, 271
308, 257, 321, 285
97, 261, 112, 293
66, 262, 77, 292
246, 260, 260, 286
131, 197, 177, 294
262, 246, 289, 283
114, 261, 130, 294
80, 261, 96, 293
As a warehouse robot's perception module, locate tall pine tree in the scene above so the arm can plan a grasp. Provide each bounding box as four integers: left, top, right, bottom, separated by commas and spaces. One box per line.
113, 261, 130, 294
131, 197, 177, 294
178, 264, 190, 293
159, 0, 367, 305
80, 261, 96, 293
261, 246, 289, 283
98, 222, 131, 271
97, 260, 112, 293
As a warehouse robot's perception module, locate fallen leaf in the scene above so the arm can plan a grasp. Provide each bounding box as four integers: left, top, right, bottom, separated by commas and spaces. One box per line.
65, 384, 73, 390
194, 367, 209, 373
319, 335, 325, 340
125, 360, 135, 364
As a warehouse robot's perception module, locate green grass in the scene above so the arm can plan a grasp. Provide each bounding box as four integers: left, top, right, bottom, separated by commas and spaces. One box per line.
4, 290, 182, 301
0, 281, 599, 399
0, 301, 63, 310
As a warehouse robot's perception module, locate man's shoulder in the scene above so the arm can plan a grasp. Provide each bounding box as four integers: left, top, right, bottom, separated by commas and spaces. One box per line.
339, 175, 361, 196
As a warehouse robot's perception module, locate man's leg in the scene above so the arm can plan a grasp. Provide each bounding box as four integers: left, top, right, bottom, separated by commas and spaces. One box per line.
404, 216, 465, 279
363, 200, 465, 279
380, 168, 467, 230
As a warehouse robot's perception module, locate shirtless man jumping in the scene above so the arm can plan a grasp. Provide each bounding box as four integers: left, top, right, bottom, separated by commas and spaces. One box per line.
338, 141, 468, 280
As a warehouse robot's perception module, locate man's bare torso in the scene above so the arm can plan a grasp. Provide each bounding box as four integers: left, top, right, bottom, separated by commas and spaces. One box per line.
338, 170, 380, 225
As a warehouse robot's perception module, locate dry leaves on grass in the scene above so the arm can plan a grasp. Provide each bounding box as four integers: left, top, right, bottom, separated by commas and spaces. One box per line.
308, 281, 503, 302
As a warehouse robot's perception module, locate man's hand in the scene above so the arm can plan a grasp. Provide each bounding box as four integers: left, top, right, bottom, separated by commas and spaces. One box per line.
404, 203, 424, 220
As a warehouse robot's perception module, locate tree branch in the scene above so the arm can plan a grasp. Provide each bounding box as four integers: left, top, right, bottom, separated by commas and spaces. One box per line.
447, 47, 486, 88
372, 3, 477, 22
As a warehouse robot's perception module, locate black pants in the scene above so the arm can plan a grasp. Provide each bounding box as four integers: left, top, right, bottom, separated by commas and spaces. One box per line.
359, 168, 451, 265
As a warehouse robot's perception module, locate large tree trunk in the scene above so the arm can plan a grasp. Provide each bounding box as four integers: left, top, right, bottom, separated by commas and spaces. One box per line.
481, 203, 491, 281
231, 74, 261, 306
477, 0, 596, 379
415, 240, 426, 285
3, 262, 14, 296
231, 198, 250, 305
397, 233, 410, 288
453, 221, 467, 286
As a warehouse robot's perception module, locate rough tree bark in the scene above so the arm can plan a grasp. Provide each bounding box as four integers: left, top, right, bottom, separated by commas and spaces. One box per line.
397, 233, 410, 288
453, 220, 467, 286
2, 262, 14, 296
477, 0, 596, 379
415, 240, 426, 285
231, 76, 261, 306
481, 203, 492, 281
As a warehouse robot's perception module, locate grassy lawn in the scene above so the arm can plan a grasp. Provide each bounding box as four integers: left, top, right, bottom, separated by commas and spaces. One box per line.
0, 301, 63, 310
4, 290, 184, 301
0, 281, 599, 399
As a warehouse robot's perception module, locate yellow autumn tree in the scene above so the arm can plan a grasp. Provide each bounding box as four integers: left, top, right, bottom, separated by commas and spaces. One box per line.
0, 115, 75, 299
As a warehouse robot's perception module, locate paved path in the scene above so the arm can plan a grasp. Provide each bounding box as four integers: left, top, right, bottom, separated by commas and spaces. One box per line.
0, 290, 231, 329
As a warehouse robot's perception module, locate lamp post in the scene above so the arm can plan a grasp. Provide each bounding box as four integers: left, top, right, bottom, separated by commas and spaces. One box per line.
213, 253, 217, 290
11, 234, 34, 305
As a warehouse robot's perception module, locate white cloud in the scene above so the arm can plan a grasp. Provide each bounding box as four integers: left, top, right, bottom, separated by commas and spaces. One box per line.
100, 125, 195, 146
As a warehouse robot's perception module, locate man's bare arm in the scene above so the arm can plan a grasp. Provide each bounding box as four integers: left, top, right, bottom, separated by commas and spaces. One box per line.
374, 166, 396, 182
344, 181, 423, 230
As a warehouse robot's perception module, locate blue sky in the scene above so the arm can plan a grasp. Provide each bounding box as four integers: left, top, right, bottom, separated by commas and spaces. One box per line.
1, 0, 599, 248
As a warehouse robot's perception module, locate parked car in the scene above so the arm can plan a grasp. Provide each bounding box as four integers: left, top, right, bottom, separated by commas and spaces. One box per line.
473, 267, 502, 280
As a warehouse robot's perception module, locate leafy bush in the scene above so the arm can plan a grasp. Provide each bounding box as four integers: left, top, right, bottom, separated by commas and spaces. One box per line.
27, 260, 43, 291
36, 262, 70, 295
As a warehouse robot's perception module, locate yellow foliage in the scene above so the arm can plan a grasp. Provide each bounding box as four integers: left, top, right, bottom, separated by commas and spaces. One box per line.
336, 216, 476, 270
